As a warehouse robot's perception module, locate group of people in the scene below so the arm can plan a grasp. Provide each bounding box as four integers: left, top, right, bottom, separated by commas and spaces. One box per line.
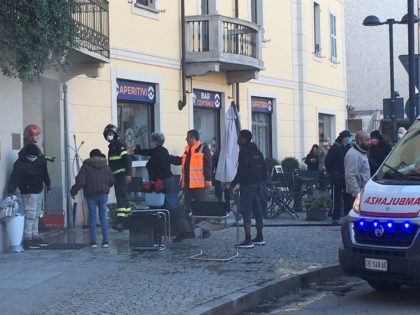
10, 123, 265, 249
310, 128, 406, 224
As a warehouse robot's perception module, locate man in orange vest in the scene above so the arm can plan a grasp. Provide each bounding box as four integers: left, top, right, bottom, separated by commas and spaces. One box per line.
170, 129, 212, 238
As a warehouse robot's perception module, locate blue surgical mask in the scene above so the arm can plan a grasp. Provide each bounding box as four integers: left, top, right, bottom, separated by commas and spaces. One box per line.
348, 138, 353, 145
397, 133, 403, 140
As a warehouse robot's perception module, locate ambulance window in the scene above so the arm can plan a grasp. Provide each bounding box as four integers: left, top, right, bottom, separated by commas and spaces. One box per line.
376, 127, 420, 183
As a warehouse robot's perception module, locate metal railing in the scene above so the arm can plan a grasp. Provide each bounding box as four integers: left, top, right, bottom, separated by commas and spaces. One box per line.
72, 0, 110, 59
185, 15, 260, 59
222, 21, 257, 58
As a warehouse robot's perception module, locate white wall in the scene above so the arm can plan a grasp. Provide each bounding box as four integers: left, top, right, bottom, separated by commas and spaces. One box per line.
345, 0, 416, 111
0, 75, 23, 252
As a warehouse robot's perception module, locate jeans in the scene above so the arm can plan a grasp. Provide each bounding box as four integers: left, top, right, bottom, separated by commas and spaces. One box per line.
239, 184, 264, 233
86, 194, 109, 244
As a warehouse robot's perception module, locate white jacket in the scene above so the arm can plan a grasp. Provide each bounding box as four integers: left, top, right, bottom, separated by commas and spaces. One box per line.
344, 144, 371, 197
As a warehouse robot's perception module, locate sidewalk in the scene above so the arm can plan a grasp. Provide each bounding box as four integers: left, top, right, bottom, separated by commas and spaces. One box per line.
0, 219, 341, 315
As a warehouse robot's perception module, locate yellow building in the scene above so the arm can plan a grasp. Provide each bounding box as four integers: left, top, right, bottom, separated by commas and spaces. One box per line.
0, 0, 346, 244
69, 0, 346, 161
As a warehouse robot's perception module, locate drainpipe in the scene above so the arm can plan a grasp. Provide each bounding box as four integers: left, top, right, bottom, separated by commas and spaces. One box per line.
178, 0, 187, 110
235, 0, 240, 111
63, 83, 73, 228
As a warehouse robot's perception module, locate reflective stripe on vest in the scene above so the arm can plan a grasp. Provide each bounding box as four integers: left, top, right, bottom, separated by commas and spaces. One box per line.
112, 168, 125, 175
181, 141, 205, 188
109, 150, 128, 161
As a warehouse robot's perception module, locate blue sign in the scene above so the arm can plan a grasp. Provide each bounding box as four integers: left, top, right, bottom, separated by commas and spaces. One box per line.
251, 97, 273, 113
116, 79, 156, 103
193, 89, 221, 109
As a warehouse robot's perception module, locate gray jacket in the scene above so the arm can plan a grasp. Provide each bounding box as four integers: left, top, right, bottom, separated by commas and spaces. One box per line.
344, 144, 371, 197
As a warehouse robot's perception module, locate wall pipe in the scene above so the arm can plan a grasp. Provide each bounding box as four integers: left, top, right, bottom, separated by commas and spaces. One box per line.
178, 0, 187, 110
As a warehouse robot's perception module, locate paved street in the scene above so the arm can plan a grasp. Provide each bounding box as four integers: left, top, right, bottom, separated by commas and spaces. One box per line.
245, 276, 420, 315
0, 221, 341, 315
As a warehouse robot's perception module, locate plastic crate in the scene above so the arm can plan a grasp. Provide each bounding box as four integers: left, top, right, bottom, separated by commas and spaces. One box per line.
145, 192, 165, 207
42, 209, 65, 229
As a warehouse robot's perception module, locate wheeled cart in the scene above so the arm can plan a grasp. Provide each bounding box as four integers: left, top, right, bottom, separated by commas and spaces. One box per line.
128, 209, 170, 251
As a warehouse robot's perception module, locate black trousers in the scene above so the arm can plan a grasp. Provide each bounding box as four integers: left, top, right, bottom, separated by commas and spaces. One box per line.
331, 180, 353, 220
114, 174, 130, 220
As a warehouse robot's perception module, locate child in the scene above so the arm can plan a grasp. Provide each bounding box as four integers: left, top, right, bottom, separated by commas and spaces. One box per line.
7, 144, 51, 249
71, 149, 114, 248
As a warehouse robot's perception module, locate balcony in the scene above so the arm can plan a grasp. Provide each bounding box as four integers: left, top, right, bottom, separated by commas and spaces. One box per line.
70, 0, 110, 68
185, 15, 264, 83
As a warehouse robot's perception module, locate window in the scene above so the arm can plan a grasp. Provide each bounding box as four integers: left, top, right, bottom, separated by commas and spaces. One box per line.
117, 102, 154, 151
314, 2, 321, 56
250, 0, 263, 26
135, 0, 158, 12
194, 108, 220, 154
252, 113, 271, 158
199, 0, 209, 14
329, 13, 337, 61
251, 97, 273, 158
318, 113, 334, 144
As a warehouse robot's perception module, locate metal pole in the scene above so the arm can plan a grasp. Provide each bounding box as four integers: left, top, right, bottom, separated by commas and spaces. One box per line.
389, 20, 397, 142
63, 83, 73, 228
408, 0, 418, 123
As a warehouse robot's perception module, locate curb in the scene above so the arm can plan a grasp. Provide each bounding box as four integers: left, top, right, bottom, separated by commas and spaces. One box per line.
185, 264, 343, 315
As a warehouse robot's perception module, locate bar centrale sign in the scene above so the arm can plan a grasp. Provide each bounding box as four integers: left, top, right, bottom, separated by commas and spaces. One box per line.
251, 97, 273, 113
193, 89, 221, 109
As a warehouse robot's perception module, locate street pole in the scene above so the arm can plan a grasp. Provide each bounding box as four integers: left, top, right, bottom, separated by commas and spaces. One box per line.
408, 0, 418, 123
388, 20, 397, 142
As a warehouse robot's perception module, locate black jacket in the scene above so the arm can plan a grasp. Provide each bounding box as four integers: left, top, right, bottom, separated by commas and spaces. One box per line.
70, 157, 114, 198
232, 142, 265, 186
369, 140, 392, 175
8, 155, 51, 195
108, 138, 132, 177
304, 152, 319, 171
325, 142, 351, 182
136, 145, 173, 181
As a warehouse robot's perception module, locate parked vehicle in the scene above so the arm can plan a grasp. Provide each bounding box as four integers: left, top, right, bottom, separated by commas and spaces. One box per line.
339, 116, 420, 290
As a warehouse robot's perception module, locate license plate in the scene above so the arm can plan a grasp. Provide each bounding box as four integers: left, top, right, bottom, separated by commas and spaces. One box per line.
365, 258, 388, 272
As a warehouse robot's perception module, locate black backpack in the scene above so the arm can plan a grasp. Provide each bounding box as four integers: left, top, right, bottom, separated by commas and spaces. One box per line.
249, 147, 267, 182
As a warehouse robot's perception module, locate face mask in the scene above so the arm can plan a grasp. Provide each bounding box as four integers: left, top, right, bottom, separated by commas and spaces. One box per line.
106, 135, 114, 142
397, 133, 403, 140
26, 155, 37, 162
347, 138, 353, 146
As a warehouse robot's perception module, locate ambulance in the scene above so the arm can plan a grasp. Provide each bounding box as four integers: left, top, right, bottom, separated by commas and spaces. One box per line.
339, 116, 420, 290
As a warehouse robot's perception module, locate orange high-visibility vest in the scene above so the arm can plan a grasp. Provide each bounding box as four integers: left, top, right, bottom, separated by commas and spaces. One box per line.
181, 141, 205, 188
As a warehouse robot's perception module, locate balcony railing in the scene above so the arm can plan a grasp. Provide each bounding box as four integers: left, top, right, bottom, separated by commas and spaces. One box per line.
72, 0, 110, 59
184, 15, 263, 81
186, 16, 259, 58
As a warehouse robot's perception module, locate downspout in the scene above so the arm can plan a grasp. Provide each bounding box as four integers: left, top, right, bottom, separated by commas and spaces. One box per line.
235, 0, 240, 111
178, 0, 187, 110
63, 83, 73, 228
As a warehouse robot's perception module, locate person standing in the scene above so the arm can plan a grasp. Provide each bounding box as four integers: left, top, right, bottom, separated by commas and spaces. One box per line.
70, 149, 114, 248
230, 129, 267, 249
325, 130, 353, 224
22, 124, 55, 162
304, 144, 320, 171
368, 130, 392, 176
397, 127, 407, 141
345, 131, 371, 208
7, 144, 51, 249
134, 132, 194, 243
170, 129, 212, 238
103, 124, 132, 231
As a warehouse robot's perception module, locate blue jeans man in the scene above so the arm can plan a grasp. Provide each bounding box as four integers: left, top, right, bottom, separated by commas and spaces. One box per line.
86, 194, 109, 247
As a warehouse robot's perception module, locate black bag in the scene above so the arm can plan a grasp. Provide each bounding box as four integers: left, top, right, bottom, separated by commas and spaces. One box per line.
250, 147, 267, 182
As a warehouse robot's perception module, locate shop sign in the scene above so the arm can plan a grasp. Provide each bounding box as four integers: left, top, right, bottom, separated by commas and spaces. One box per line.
116, 79, 156, 103
251, 97, 273, 113
193, 89, 221, 109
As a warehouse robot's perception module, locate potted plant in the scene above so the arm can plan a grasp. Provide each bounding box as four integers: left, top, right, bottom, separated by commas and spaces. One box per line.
281, 157, 300, 173
306, 192, 331, 221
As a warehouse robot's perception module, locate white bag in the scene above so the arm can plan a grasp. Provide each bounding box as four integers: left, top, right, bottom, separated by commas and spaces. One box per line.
0, 195, 20, 221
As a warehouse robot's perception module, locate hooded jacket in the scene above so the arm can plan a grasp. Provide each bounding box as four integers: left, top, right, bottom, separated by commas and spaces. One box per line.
8, 154, 50, 195
325, 141, 351, 182
70, 157, 114, 198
